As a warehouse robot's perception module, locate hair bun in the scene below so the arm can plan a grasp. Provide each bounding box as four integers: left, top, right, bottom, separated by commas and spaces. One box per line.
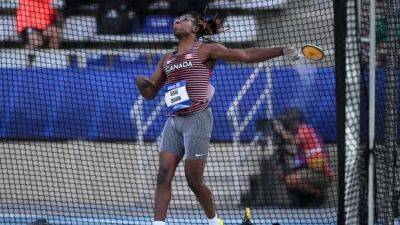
186, 11, 227, 39
206, 17, 223, 35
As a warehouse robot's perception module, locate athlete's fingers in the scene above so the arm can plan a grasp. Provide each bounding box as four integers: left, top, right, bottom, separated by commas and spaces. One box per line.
136, 76, 155, 88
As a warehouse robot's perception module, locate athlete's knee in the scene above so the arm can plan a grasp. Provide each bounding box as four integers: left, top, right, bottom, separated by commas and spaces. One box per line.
185, 174, 204, 192
157, 166, 174, 186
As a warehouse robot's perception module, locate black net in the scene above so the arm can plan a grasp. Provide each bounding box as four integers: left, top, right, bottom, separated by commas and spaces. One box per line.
373, 0, 399, 225
343, 0, 400, 224
337, 0, 364, 224
0, 0, 340, 224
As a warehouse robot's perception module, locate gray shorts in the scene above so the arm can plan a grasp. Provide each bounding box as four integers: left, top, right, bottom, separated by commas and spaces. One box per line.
160, 108, 213, 160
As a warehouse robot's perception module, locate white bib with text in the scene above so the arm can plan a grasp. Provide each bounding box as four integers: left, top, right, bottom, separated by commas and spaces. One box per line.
165, 81, 191, 112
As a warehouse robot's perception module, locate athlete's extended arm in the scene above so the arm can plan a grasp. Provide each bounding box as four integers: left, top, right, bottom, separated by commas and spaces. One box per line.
202, 43, 294, 63
135, 54, 168, 100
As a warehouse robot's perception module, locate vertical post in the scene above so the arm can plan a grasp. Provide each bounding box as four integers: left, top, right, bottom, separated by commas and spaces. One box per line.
367, 0, 376, 224
334, 0, 348, 224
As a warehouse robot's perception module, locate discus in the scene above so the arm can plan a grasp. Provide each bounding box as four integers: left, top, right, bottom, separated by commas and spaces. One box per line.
301, 44, 325, 61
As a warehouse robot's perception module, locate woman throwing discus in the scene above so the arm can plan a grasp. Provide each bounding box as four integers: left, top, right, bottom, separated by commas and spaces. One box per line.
136, 11, 296, 225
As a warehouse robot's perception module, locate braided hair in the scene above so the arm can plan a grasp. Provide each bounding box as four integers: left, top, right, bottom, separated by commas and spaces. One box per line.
185, 11, 227, 41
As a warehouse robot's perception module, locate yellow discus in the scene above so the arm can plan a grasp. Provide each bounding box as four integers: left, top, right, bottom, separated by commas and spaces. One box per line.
301, 44, 325, 61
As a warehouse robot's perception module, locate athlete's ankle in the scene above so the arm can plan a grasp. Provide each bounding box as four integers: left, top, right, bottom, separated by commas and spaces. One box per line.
208, 214, 219, 225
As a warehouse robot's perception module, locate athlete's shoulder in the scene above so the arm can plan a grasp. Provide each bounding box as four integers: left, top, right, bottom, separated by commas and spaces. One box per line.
198, 43, 227, 61
199, 42, 226, 51
156, 52, 172, 66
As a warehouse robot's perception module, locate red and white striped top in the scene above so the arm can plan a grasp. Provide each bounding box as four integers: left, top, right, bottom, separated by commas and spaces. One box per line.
162, 42, 213, 116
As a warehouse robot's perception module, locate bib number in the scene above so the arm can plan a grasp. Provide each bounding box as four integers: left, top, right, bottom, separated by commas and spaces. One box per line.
165, 81, 191, 112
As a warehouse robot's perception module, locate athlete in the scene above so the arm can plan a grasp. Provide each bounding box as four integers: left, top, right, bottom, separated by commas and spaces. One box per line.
136, 11, 296, 225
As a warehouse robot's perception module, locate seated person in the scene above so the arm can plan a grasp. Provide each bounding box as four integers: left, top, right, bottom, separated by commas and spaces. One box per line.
16, 0, 62, 49
272, 107, 335, 206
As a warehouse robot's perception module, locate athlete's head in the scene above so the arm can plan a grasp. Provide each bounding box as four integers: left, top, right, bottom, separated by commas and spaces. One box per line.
173, 11, 224, 40
280, 107, 305, 134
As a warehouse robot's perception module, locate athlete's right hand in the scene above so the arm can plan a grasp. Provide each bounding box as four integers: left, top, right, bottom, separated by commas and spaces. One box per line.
136, 76, 156, 88
283, 47, 300, 61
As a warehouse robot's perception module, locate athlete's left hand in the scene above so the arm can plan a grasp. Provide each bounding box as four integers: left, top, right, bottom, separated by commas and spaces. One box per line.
136, 76, 156, 88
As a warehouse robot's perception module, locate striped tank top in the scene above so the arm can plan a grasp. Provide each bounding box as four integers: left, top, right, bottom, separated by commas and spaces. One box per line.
162, 42, 213, 116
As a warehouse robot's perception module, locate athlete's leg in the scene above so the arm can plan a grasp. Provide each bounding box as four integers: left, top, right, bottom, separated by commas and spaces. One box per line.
181, 108, 219, 223
184, 159, 215, 218
155, 116, 184, 222
154, 151, 182, 221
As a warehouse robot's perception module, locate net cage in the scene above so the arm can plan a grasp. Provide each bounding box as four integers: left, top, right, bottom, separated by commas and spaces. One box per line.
0, 0, 398, 224
338, 0, 400, 224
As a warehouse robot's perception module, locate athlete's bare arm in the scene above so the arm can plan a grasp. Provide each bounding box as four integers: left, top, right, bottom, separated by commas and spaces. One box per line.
198, 43, 288, 63
136, 54, 169, 100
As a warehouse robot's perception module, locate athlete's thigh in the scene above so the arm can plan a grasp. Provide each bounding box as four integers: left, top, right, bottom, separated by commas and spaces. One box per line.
160, 117, 184, 157
184, 158, 206, 182
182, 108, 213, 160
183, 108, 213, 137
184, 136, 210, 159
158, 151, 182, 175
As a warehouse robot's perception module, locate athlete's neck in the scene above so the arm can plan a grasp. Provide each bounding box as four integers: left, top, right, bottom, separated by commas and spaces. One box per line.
176, 37, 197, 54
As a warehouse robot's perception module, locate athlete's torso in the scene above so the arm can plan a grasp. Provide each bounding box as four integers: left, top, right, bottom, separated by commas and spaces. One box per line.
162, 42, 214, 116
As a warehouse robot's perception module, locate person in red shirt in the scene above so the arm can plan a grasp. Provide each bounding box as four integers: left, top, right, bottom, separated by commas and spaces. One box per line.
16, 0, 62, 49
272, 107, 335, 201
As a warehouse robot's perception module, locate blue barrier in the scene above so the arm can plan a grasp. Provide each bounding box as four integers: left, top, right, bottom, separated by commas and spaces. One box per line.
0, 65, 341, 142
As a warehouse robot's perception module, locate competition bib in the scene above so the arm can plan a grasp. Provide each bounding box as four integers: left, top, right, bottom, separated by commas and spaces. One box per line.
165, 81, 191, 112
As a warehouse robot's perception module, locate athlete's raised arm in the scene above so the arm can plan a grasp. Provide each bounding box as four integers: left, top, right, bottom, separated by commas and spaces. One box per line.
136, 54, 169, 100
199, 43, 295, 63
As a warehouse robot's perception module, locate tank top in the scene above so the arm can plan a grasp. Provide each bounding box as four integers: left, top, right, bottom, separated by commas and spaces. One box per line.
162, 42, 213, 116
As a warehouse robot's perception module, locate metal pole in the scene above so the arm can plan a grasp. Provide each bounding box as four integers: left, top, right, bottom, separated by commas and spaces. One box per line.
367, 0, 376, 224
334, 0, 348, 224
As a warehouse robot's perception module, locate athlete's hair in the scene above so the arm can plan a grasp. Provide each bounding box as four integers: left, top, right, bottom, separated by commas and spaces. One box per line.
185, 11, 226, 38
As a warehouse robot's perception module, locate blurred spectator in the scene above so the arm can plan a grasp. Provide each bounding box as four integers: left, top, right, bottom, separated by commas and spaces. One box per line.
96, 0, 157, 34
96, 0, 132, 34
64, 0, 100, 17
94, 0, 214, 34
241, 107, 335, 208
130, 1, 158, 32
372, 15, 400, 67
16, 0, 62, 49
271, 107, 335, 206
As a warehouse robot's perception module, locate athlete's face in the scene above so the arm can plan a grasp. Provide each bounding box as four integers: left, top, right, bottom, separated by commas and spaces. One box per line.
173, 14, 197, 39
